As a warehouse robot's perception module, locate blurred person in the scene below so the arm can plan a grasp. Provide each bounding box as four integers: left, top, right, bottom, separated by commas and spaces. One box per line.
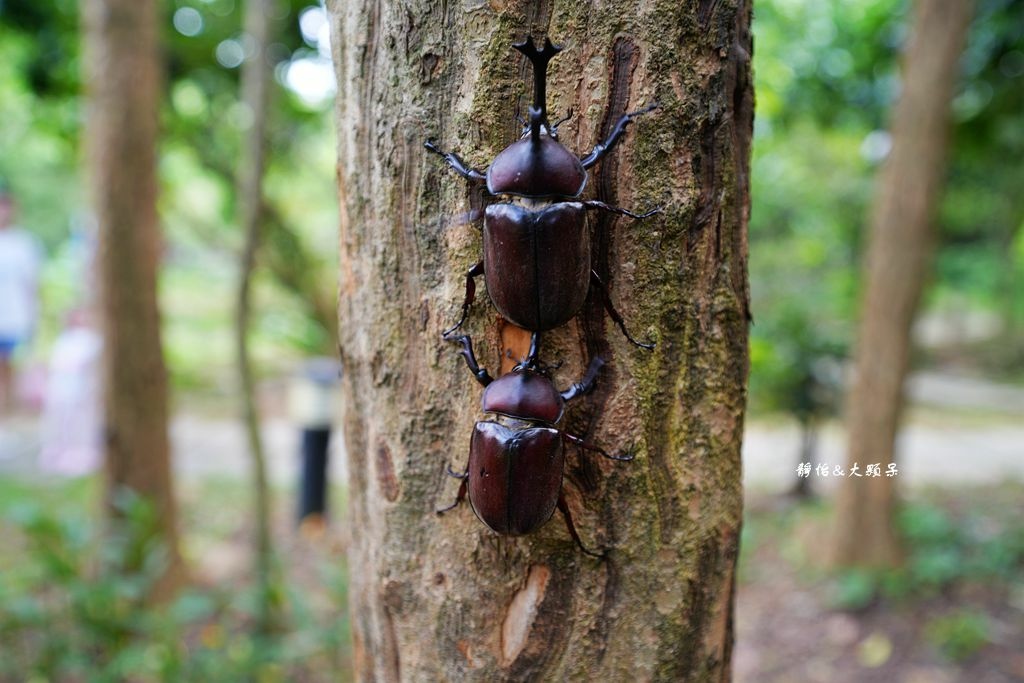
39, 308, 102, 476
0, 187, 43, 416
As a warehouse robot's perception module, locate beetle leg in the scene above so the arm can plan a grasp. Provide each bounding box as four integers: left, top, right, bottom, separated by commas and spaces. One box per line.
590, 270, 656, 350
582, 199, 661, 220
450, 334, 494, 387
526, 331, 540, 366
556, 493, 604, 559
562, 431, 635, 462
424, 140, 487, 183
579, 102, 659, 169
560, 356, 605, 403
446, 464, 469, 480
442, 261, 484, 337
436, 477, 468, 515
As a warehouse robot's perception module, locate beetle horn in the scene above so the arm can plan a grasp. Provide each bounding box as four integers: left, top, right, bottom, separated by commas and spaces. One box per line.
513, 36, 562, 136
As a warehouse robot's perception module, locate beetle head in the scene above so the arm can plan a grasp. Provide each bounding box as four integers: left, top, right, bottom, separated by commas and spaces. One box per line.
485, 37, 586, 197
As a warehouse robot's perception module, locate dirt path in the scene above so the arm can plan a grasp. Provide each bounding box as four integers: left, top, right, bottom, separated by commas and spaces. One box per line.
743, 417, 1024, 493
1, 371, 1020, 488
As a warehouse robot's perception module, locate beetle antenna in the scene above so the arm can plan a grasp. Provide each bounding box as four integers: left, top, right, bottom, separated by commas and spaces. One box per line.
513, 35, 563, 136
514, 95, 527, 128
551, 107, 573, 131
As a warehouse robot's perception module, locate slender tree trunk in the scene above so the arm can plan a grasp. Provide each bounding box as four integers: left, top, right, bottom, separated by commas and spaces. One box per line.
790, 417, 816, 499
832, 0, 974, 568
83, 0, 183, 593
235, 0, 279, 633
328, 1, 752, 679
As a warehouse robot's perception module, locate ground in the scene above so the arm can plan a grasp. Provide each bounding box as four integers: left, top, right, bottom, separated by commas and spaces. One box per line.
0, 370, 1021, 681
734, 488, 1024, 683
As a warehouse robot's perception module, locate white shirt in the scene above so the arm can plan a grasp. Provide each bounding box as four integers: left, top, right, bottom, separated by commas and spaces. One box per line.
0, 227, 43, 339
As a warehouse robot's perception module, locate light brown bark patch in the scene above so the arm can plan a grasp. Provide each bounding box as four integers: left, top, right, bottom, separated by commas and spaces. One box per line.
500, 564, 551, 666
457, 639, 484, 669
376, 441, 400, 502
499, 320, 533, 375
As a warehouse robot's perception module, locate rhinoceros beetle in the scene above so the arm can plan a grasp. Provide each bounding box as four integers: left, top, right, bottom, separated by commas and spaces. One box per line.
425, 36, 658, 346
437, 333, 632, 557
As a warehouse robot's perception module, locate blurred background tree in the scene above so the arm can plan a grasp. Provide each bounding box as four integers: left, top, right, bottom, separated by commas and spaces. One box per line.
233, 0, 284, 637
833, 0, 976, 569
83, 0, 184, 595
0, 0, 338, 393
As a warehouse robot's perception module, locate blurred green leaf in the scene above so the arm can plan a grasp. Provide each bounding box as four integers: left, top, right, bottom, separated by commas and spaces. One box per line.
830, 568, 878, 610
925, 611, 990, 661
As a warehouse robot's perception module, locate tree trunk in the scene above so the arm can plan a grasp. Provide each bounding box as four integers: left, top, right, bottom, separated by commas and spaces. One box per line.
235, 0, 279, 634
790, 417, 816, 500
832, 0, 974, 568
83, 0, 183, 593
328, 2, 752, 680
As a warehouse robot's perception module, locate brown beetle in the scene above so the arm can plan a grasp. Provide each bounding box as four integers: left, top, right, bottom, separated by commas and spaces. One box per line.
426, 36, 658, 345
437, 334, 632, 557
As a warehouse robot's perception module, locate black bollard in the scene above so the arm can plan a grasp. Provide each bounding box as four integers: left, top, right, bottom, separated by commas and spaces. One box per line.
298, 426, 331, 522
290, 357, 341, 531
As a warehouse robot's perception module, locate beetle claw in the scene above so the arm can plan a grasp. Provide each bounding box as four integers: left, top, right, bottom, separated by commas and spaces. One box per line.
607, 451, 636, 462
622, 330, 656, 351
437, 477, 468, 515
446, 465, 469, 480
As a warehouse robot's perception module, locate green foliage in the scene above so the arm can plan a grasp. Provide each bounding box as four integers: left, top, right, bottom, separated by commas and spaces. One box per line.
0, 486, 350, 682
830, 568, 877, 610
0, 0, 338, 389
749, 0, 1024, 415
822, 492, 1024, 611
748, 1, 888, 416
0, 22, 82, 250
925, 611, 991, 662
897, 499, 1024, 589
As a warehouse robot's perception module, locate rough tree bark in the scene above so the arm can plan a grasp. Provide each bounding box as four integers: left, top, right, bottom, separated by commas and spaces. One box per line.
832, 0, 975, 568
328, 1, 752, 680
83, 0, 183, 591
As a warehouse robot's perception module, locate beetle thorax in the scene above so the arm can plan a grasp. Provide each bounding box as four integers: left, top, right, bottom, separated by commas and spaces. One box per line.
485, 135, 588, 198
480, 370, 565, 424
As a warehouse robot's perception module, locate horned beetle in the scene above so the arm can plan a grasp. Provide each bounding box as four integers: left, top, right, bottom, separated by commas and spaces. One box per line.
426, 36, 659, 345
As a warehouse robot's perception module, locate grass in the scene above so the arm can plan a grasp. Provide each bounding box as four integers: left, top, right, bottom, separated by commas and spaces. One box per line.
0, 473, 352, 683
